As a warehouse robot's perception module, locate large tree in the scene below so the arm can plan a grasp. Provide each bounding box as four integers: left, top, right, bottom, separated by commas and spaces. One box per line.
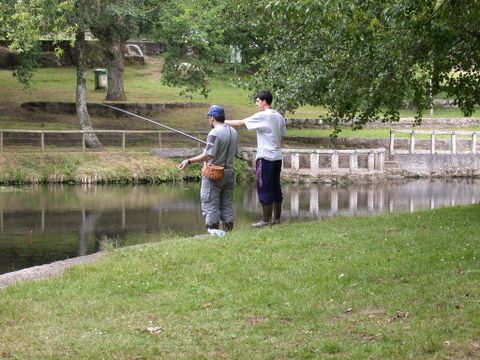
3, 0, 159, 145
5, 0, 103, 147
84, 0, 153, 101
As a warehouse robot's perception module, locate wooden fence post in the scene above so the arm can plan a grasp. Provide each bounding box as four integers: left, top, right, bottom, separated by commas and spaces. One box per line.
40, 132, 45, 153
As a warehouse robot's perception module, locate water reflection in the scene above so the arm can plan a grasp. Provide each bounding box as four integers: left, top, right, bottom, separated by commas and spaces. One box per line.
0, 179, 478, 274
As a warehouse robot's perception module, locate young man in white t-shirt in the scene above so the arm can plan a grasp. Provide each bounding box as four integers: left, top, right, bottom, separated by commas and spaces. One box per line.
226, 91, 286, 227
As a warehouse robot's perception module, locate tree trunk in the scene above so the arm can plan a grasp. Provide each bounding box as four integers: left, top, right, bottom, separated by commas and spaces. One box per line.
105, 38, 127, 101
75, 30, 102, 149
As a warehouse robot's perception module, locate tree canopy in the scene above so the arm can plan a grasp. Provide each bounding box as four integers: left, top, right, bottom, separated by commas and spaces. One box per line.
232, 0, 480, 126
3, 0, 480, 126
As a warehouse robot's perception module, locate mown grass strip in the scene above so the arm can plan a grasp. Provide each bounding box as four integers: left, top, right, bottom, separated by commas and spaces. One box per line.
0, 205, 478, 359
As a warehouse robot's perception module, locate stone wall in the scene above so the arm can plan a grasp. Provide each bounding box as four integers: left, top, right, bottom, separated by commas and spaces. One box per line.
286, 117, 480, 129
392, 154, 480, 177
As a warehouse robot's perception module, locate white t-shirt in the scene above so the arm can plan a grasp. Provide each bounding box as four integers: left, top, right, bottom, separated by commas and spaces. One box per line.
244, 109, 286, 161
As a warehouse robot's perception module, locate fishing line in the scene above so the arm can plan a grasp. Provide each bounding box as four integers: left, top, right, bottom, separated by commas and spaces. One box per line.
95, 103, 248, 162
96, 103, 207, 145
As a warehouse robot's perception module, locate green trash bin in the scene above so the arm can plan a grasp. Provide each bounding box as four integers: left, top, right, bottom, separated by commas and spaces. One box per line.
93, 68, 107, 90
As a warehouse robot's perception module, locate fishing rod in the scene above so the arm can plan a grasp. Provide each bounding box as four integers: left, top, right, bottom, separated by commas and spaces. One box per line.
96, 103, 248, 162
96, 103, 207, 145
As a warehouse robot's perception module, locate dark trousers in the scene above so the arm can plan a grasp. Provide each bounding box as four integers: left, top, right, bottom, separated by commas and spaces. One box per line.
256, 158, 283, 205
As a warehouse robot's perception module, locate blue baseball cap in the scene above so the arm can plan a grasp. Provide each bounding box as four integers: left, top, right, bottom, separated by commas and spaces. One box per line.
207, 105, 225, 119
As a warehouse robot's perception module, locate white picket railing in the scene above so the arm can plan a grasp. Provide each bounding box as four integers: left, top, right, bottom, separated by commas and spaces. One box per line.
390, 129, 478, 155
240, 147, 385, 175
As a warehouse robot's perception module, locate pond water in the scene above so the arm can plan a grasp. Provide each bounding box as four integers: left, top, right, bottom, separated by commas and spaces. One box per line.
1, 179, 479, 275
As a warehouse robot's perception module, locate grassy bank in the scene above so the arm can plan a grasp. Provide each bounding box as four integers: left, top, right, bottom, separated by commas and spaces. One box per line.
1, 205, 479, 358
0, 152, 181, 185
0, 152, 249, 185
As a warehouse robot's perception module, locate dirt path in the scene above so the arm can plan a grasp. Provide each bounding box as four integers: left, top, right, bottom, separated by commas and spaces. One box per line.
0, 253, 104, 290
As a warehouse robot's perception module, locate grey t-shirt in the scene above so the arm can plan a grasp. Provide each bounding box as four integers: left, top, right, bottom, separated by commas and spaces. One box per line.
244, 109, 286, 161
203, 124, 238, 170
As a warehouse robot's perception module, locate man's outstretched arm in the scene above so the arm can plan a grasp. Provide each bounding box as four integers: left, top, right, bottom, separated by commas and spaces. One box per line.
225, 120, 246, 128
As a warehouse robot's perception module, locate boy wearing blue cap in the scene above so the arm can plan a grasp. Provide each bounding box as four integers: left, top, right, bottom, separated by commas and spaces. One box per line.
178, 105, 238, 231
225, 91, 286, 227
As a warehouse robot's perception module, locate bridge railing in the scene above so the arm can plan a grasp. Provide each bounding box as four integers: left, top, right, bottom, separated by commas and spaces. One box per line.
240, 147, 385, 175
390, 129, 478, 155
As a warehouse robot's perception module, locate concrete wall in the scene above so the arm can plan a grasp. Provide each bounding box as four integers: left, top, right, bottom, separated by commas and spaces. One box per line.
392, 154, 480, 177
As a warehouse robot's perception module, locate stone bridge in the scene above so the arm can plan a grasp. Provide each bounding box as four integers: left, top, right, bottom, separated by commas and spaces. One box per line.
239, 147, 385, 182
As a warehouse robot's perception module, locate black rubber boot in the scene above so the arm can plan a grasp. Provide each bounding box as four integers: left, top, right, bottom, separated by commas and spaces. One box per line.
223, 222, 234, 232
205, 223, 219, 230
251, 203, 273, 228
272, 202, 282, 225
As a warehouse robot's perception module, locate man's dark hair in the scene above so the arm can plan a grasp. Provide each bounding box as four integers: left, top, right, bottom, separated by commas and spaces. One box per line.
213, 113, 225, 122
255, 90, 273, 105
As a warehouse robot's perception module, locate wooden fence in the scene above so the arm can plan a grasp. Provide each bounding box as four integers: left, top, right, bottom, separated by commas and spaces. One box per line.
0, 129, 207, 152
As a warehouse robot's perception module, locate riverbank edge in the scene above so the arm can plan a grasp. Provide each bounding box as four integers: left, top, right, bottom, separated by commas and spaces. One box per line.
1, 150, 479, 185
0, 252, 104, 289
0, 151, 256, 185
1, 205, 479, 358
0, 233, 217, 290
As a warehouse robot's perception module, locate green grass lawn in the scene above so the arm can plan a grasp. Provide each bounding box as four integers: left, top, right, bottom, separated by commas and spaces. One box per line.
1, 59, 478, 127
1, 204, 479, 359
